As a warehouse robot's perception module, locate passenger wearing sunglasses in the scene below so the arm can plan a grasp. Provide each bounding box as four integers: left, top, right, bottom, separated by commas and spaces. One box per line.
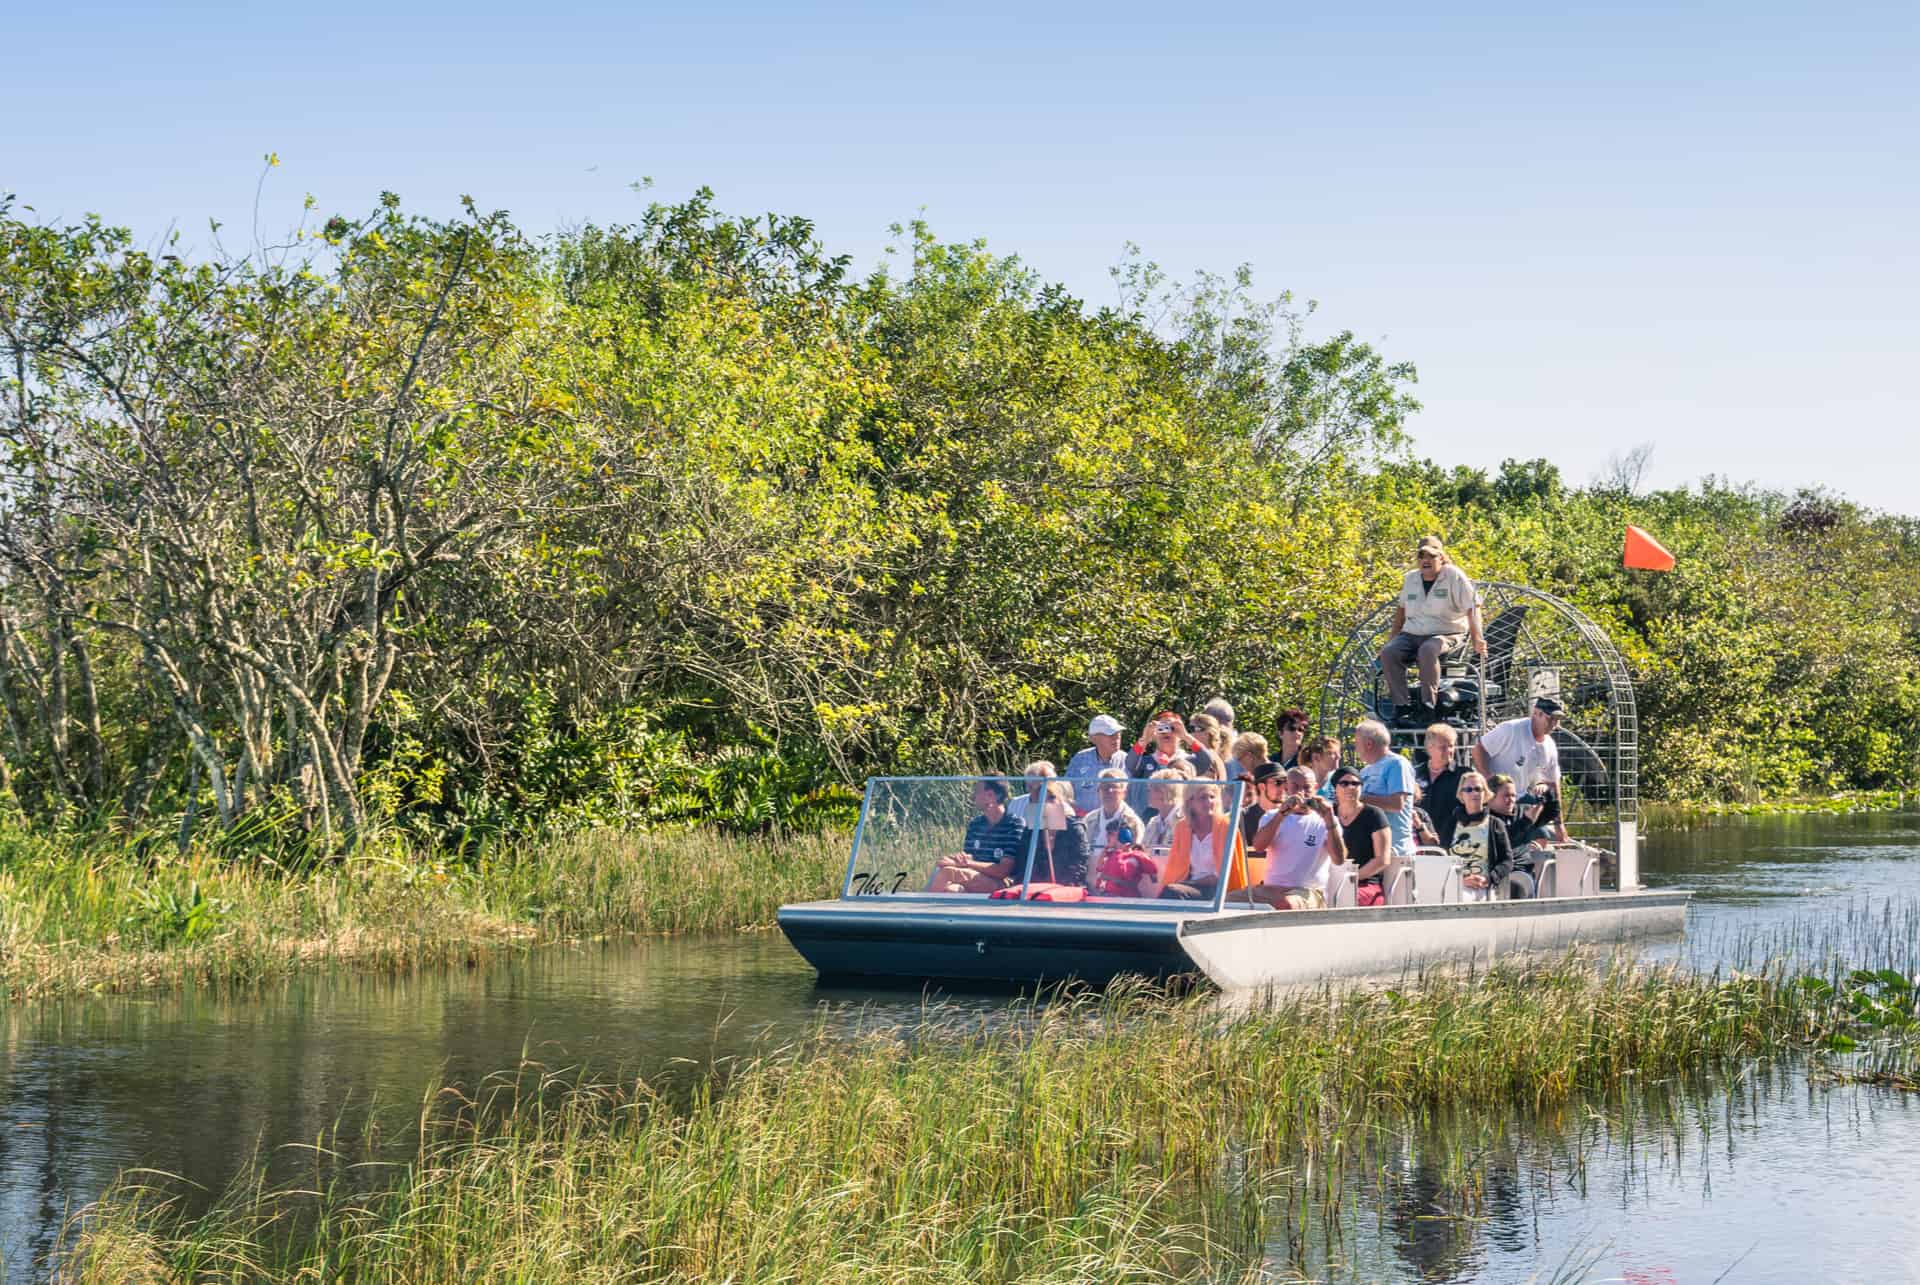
1447, 770, 1517, 900
1271, 709, 1309, 770
1328, 766, 1392, 905
1235, 760, 1278, 848
1250, 766, 1346, 910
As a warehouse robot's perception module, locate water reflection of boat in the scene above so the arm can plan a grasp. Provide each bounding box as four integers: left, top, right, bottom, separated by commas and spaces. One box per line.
779, 584, 1690, 989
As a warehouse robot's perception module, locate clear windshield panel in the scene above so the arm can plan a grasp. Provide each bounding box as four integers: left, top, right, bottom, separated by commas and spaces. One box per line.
842, 776, 1039, 899
1089, 777, 1246, 912
841, 775, 1245, 912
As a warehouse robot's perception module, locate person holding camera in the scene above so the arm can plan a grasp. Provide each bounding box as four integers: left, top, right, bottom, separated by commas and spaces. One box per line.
1487, 774, 1556, 857
1128, 711, 1196, 813
1082, 769, 1145, 873
1472, 696, 1569, 843
1250, 766, 1347, 910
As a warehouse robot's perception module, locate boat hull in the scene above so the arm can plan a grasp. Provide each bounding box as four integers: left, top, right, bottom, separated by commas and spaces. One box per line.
777, 900, 1193, 986
777, 891, 1692, 989
1176, 890, 1691, 989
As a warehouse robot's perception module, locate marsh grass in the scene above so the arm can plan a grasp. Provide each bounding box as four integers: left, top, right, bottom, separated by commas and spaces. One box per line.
56, 954, 1831, 1283
1641, 791, 1916, 829
0, 826, 846, 999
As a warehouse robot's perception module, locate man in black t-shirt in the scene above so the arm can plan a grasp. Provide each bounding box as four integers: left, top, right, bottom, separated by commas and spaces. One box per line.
1242, 762, 1285, 848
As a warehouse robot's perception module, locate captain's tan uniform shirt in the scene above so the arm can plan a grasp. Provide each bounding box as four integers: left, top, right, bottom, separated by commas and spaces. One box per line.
1399, 565, 1477, 637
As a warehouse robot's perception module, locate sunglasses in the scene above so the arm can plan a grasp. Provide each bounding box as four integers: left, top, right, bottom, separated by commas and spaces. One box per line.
1332, 779, 1360, 788
1460, 786, 1485, 794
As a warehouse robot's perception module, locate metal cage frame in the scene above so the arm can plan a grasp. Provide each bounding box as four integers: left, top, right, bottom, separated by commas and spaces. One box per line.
1317, 580, 1639, 855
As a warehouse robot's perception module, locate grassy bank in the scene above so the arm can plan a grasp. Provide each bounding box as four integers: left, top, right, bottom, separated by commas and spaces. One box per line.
1642, 789, 1917, 828
0, 827, 845, 1001
54, 956, 1832, 1284
8, 788, 1917, 999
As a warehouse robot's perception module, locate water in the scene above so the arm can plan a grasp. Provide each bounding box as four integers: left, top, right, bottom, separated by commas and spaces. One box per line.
3, 812, 1918, 1282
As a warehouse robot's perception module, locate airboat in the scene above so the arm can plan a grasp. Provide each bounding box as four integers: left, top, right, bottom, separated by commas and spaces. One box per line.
777, 583, 1689, 989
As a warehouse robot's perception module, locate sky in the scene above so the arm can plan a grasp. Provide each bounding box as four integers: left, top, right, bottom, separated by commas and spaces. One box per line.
5, 0, 1917, 514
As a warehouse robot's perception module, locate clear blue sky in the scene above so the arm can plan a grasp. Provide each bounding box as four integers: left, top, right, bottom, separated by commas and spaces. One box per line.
7, 1, 1916, 514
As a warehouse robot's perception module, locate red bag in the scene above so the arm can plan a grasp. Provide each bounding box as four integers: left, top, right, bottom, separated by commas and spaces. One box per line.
1091, 844, 1159, 898
989, 881, 1086, 902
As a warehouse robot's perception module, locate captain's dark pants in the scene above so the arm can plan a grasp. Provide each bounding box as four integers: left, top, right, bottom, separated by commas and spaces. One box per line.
1379, 631, 1462, 707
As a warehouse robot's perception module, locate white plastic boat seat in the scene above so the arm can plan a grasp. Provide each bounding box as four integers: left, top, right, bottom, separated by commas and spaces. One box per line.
1410, 852, 1462, 905
1529, 857, 1555, 899
1326, 865, 1359, 908
1382, 860, 1413, 905
1536, 845, 1601, 898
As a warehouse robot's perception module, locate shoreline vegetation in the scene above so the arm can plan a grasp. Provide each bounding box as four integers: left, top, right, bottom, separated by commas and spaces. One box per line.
1640, 789, 1916, 826
5, 796, 1916, 1001
0, 828, 844, 1001
4, 189, 1919, 906
53, 946, 1919, 1283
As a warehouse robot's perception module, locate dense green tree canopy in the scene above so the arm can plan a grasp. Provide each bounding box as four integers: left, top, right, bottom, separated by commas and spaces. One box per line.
1, 190, 1914, 848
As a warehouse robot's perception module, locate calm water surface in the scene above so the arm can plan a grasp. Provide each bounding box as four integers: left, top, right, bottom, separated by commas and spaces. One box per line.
3, 812, 1918, 1282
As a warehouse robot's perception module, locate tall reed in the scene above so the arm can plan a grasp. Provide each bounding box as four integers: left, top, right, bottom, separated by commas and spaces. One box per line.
0, 826, 846, 999
57, 955, 1827, 1283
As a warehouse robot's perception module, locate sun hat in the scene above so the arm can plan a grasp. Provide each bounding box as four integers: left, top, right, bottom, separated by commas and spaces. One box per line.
1088, 714, 1123, 737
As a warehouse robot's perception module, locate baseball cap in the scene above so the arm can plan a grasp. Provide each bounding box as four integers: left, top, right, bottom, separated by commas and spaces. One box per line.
1088, 714, 1123, 737
1251, 761, 1284, 784
1533, 696, 1564, 717
1416, 535, 1445, 554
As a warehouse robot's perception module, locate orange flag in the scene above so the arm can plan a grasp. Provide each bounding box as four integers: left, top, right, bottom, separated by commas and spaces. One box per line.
1623, 525, 1675, 571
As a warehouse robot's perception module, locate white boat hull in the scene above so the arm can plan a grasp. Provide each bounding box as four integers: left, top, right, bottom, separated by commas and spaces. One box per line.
1176, 890, 1691, 989
778, 890, 1691, 989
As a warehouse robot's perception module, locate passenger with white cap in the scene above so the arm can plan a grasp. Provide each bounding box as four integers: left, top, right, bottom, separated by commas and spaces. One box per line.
1066, 714, 1128, 814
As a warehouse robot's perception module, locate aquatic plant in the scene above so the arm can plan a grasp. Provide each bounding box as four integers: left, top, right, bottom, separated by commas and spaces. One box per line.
1640, 790, 1915, 829
1800, 968, 1920, 1090
55, 954, 1830, 1283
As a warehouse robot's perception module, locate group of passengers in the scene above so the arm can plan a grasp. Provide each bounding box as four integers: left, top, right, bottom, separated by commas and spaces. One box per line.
932, 535, 1576, 906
